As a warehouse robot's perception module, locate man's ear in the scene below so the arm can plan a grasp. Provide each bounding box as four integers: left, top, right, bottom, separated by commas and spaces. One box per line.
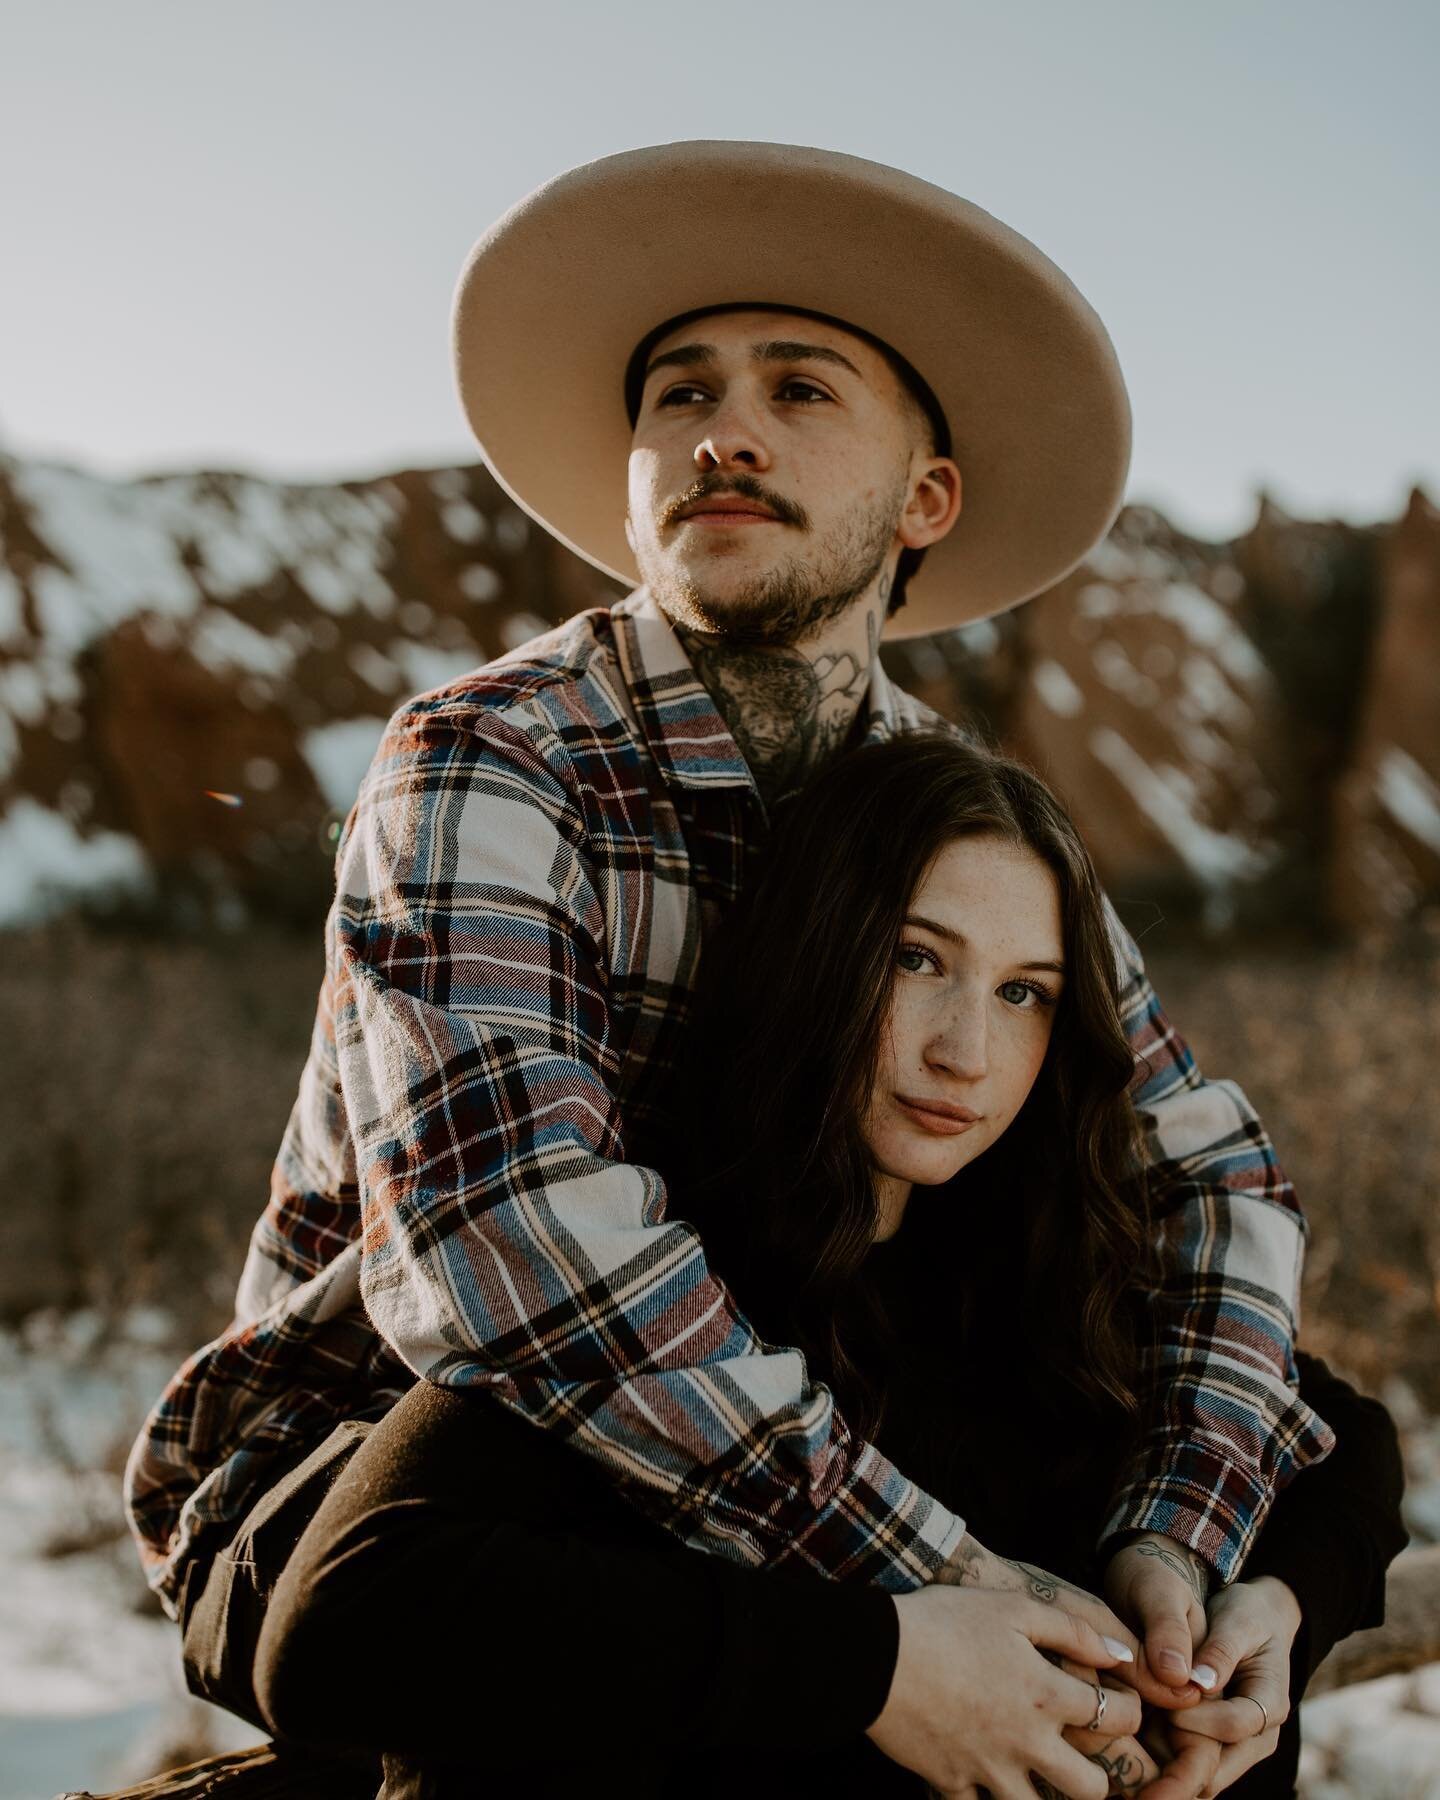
898, 457, 962, 552
623, 511, 637, 555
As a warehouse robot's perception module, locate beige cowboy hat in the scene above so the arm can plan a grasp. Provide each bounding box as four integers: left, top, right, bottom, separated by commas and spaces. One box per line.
451, 140, 1131, 642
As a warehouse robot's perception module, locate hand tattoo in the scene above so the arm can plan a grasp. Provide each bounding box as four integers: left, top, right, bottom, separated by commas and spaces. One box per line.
1126, 1537, 1211, 1604
936, 1534, 1098, 1609
1088, 1747, 1147, 1795
1030, 1745, 1146, 1799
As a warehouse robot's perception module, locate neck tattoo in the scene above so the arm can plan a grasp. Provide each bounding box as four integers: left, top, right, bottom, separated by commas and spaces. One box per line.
676, 606, 882, 814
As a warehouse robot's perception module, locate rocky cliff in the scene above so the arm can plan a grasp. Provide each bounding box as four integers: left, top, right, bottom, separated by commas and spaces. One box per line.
0, 451, 1434, 935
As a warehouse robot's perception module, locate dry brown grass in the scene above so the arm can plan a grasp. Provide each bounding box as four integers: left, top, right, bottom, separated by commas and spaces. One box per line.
1143, 934, 1440, 1408
2, 917, 1435, 1404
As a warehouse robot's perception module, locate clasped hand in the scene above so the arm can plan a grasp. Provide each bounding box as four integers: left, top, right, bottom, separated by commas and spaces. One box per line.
871, 1531, 1299, 1800
1099, 1534, 1299, 1799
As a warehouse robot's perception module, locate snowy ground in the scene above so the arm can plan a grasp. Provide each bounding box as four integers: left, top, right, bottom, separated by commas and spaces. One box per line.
0, 1311, 259, 1800
2, 1309, 1438, 1800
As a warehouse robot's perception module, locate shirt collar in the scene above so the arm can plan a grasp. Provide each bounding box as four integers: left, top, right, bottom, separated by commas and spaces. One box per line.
609, 588, 912, 797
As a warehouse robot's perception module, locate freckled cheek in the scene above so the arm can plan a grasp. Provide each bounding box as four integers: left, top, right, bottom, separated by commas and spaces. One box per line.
992, 1038, 1050, 1124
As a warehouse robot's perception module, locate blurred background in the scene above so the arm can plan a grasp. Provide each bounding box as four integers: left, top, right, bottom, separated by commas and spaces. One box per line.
1, 3, 1436, 1795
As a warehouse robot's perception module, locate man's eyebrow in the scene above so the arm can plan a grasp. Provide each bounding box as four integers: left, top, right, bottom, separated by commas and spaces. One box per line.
643, 343, 716, 380
904, 912, 1065, 975
752, 340, 863, 380
642, 339, 865, 384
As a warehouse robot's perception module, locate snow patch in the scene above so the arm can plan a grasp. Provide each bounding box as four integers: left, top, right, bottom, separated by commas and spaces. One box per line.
955, 617, 1000, 658
441, 499, 488, 544
459, 564, 502, 603
0, 802, 151, 928
1076, 582, 1119, 618
1175, 721, 1231, 768
15, 465, 201, 652
392, 642, 481, 698
347, 643, 401, 694
903, 638, 950, 685
1089, 728, 1273, 890
302, 717, 388, 815
1031, 659, 1084, 718
7, 465, 403, 786
1180, 654, 1250, 729
1091, 640, 1160, 708
499, 613, 553, 653
188, 610, 295, 680
1153, 583, 1267, 685
0, 1315, 260, 1796
0, 660, 47, 727
1084, 539, 1172, 583
1376, 748, 1440, 856
428, 468, 469, 502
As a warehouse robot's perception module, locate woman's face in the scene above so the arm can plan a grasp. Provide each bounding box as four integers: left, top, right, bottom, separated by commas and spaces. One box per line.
864, 832, 1065, 1218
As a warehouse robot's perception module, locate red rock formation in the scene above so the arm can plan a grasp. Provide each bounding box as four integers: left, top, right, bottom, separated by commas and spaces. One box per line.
1330, 488, 1440, 931
0, 449, 1433, 935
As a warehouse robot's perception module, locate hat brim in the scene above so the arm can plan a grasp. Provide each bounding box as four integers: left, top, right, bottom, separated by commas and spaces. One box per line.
452, 140, 1131, 641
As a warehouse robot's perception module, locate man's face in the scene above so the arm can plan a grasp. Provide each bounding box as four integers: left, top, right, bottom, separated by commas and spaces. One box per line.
625, 308, 945, 648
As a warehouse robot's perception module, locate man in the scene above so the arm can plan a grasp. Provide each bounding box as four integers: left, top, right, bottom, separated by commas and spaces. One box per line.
125, 143, 1343, 1795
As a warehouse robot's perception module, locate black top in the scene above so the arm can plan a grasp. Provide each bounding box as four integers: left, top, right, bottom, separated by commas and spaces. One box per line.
729, 1223, 1408, 1799
853, 1221, 1408, 1690
502, 1222, 1408, 1797
247, 1218, 1410, 1800
493, 1219, 1410, 1795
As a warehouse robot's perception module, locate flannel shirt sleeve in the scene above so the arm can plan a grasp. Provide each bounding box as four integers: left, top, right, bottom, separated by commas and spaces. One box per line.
333, 703, 966, 1592
1095, 906, 1337, 1585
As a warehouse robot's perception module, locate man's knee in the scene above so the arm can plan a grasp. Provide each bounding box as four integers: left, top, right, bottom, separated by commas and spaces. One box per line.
252, 1559, 338, 1740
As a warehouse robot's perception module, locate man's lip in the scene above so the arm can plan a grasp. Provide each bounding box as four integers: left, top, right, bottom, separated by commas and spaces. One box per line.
895, 1095, 981, 1130
676, 499, 782, 523
680, 511, 779, 524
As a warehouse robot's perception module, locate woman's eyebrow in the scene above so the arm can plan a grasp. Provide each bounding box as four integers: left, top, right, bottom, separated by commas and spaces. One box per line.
904, 912, 1065, 974
643, 339, 863, 383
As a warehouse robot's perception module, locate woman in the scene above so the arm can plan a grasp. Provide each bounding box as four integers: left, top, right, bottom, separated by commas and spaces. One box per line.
247, 733, 1406, 1798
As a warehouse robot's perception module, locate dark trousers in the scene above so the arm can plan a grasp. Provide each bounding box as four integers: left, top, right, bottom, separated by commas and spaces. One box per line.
179, 1382, 1302, 1798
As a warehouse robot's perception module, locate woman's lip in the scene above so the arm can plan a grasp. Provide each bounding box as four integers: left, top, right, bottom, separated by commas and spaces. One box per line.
895, 1097, 981, 1135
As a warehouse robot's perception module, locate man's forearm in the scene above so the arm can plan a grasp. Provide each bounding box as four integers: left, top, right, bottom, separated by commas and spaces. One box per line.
1101, 902, 1335, 1582
341, 705, 969, 1592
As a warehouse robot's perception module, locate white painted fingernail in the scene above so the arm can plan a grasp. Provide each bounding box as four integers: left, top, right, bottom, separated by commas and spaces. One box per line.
1192, 1664, 1218, 1690
1103, 1636, 1135, 1662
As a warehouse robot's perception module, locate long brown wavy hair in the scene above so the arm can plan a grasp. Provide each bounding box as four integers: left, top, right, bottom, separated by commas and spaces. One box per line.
652, 730, 1158, 1491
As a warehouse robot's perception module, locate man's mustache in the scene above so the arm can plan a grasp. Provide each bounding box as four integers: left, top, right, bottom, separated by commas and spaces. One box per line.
658, 474, 810, 533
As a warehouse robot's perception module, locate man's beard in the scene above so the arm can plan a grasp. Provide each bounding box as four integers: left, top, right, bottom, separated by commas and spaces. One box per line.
638, 474, 907, 649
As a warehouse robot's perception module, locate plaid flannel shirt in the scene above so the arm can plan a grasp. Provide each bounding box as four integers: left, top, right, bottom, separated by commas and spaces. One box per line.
125, 589, 1335, 1619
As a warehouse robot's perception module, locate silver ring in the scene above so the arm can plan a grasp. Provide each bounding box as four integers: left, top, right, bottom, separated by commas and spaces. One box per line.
1240, 1693, 1270, 1734
1086, 1683, 1108, 1732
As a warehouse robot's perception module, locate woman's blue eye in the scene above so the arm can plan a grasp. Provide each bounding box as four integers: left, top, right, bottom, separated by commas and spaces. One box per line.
897, 944, 937, 974
998, 979, 1055, 1008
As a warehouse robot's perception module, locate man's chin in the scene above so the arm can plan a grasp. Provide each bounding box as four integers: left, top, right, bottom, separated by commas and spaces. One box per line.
646, 564, 806, 645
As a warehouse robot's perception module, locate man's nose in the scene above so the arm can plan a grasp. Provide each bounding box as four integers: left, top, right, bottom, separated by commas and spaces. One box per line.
694, 392, 772, 473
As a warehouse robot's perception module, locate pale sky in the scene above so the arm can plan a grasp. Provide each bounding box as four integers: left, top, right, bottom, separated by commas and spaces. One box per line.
1, 0, 1435, 540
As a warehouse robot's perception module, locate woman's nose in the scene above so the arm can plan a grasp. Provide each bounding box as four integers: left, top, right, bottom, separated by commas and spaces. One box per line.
927, 1002, 989, 1081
